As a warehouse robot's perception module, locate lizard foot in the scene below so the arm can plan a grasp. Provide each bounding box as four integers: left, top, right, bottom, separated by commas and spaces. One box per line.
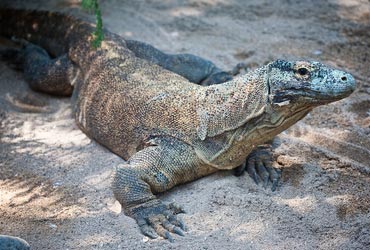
0, 38, 40, 71
0, 47, 23, 70
200, 71, 233, 86
200, 62, 249, 86
230, 62, 248, 76
10, 36, 31, 47
131, 201, 186, 242
234, 146, 281, 191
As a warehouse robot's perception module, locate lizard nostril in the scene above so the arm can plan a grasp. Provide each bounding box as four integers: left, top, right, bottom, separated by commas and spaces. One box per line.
341, 76, 347, 81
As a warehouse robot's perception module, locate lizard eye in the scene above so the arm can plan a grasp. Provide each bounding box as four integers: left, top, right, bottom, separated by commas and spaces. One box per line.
297, 67, 309, 76
294, 66, 311, 79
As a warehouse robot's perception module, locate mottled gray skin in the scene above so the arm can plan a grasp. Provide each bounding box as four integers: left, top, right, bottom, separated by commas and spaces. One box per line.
0, 8, 356, 242
126, 40, 234, 85
0, 235, 30, 250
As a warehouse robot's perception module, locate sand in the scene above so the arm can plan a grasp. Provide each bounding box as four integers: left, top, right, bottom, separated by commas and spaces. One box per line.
0, 0, 369, 249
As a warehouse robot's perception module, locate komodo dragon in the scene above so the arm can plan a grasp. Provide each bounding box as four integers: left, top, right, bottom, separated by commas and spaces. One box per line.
0, 8, 356, 242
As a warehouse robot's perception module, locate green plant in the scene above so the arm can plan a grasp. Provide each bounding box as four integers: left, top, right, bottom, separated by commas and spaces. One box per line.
81, 0, 104, 48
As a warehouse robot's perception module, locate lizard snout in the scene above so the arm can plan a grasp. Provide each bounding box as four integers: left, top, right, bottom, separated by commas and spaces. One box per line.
340, 72, 356, 91
332, 70, 356, 96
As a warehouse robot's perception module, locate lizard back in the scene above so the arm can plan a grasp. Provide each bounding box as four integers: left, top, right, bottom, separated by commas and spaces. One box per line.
0, 8, 269, 164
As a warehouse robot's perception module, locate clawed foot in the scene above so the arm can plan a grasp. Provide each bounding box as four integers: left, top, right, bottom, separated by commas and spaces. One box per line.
0, 37, 33, 70
200, 71, 233, 86
130, 201, 186, 242
10, 36, 31, 47
235, 146, 281, 191
200, 62, 249, 86
230, 62, 248, 76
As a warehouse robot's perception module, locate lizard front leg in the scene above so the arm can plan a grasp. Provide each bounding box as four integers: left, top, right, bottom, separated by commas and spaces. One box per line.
112, 137, 215, 241
234, 144, 281, 191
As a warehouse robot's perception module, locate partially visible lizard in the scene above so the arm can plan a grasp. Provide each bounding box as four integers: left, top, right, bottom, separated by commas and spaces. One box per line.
0, 8, 355, 242
0, 235, 30, 250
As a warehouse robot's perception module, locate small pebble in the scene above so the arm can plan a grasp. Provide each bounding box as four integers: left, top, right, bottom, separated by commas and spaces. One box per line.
107, 200, 122, 214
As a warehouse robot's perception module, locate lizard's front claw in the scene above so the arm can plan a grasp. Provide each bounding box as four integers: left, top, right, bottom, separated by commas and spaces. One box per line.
131, 201, 186, 242
234, 147, 281, 191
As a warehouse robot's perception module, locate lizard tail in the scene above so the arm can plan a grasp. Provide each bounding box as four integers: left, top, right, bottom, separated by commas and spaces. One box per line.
0, 8, 94, 57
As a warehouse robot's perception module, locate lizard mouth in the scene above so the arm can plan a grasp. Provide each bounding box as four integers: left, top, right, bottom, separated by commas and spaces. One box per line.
270, 87, 354, 106
298, 88, 354, 103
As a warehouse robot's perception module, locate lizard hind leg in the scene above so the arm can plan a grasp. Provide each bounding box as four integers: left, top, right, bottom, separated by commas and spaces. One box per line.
21, 43, 77, 96
126, 40, 234, 85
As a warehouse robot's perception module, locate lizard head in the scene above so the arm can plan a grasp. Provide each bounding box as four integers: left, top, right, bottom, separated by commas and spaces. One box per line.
267, 60, 356, 108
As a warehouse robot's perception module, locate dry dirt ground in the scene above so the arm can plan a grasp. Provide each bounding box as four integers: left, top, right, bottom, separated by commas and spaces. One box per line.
0, 0, 370, 249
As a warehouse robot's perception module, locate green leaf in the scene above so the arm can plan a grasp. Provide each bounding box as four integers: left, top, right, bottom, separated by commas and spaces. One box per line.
81, 0, 104, 48
81, 0, 96, 11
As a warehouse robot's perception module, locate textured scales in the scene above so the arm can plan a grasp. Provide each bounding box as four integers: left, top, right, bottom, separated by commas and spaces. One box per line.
0, 235, 30, 250
0, 8, 356, 242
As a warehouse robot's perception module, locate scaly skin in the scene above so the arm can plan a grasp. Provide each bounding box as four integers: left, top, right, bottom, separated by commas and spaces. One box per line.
125, 40, 235, 85
0, 8, 356, 242
0, 235, 30, 250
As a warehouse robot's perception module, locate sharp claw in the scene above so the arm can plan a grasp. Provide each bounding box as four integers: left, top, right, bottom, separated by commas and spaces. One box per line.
153, 223, 174, 242
263, 175, 269, 189
266, 165, 281, 191
246, 158, 260, 184
244, 146, 283, 190
173, 226, 185, 236
164, 231, 174, 243
161, 216, 186, 238
132, 201, 188, 241
234, 163, 246, 176
162, 218, 172, 228
252, 172, 259, 184
179, 220, 187, 231
140, 224, 158, 239
271, 179, 278, 192
168, 215, 187, 232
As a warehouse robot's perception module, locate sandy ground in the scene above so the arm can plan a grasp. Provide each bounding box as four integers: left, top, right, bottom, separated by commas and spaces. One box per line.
0, 0, 370, 249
